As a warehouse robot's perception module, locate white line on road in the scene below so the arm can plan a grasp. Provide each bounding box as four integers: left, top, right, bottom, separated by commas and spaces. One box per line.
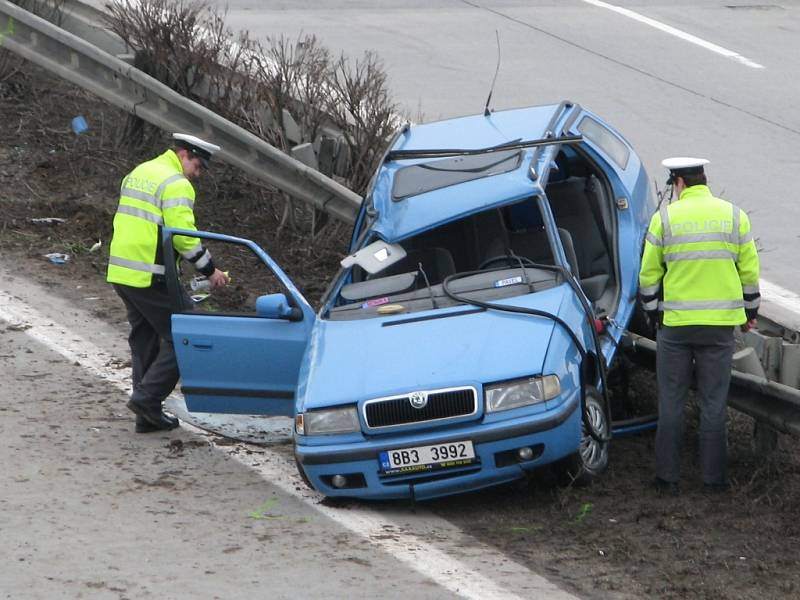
582, 0, 764, 69
0, 289, 578, 600
760, 279, 800, 315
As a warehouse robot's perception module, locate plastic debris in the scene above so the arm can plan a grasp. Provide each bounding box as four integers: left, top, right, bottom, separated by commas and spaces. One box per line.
190, 275, 211, 292
191, 293, 210, 303
44, 253, 70, 264
190, 271, 230, 292
89, 240, 102, 253
71, 115, 89, 135
30, 217, 66, 225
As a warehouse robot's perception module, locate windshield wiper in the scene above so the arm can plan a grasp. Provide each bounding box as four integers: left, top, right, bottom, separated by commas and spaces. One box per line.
386, 134, 582, 161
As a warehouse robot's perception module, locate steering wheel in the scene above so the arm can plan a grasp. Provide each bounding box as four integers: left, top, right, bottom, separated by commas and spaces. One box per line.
478, 255, 538, 270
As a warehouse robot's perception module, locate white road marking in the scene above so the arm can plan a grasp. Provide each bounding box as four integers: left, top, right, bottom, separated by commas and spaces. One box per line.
760, 279, 800, 315
0, 289, 578, 600
582, 0, 765, 69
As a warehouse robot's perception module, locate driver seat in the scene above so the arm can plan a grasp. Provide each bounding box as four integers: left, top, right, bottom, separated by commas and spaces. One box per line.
471, 208, 511, 268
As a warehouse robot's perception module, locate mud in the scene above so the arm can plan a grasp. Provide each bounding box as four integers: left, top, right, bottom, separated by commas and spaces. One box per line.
3, 64, 800, 599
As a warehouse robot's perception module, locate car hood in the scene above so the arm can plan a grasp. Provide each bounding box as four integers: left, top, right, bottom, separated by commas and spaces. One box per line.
297, 286, 569, 410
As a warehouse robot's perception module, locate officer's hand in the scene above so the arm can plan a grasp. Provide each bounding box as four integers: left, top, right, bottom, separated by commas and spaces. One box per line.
741, 319, 757, 333
208, 268, 229, 290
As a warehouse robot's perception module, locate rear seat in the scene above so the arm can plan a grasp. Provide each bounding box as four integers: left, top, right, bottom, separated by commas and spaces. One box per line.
545, 177, 612, 301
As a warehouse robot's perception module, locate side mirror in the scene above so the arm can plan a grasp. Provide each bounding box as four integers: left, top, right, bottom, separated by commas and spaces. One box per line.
256, 293, 303, 321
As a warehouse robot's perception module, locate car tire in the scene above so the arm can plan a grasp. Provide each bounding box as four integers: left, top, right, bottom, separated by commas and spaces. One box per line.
554, 387, 609, 486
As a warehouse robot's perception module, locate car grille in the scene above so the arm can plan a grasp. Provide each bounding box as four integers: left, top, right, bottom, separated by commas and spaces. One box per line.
364, 387, 477, 429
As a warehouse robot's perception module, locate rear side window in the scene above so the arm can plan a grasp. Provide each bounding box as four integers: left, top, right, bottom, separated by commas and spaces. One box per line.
577, 116, 629, 170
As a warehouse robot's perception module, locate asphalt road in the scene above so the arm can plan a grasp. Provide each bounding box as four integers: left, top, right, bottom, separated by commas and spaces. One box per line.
219, 0, 800, 295
0, 323, 452, 600
0, 269, 579, 599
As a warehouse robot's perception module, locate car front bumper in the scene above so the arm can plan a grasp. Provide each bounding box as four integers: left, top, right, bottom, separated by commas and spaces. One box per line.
295, 389, 581, 500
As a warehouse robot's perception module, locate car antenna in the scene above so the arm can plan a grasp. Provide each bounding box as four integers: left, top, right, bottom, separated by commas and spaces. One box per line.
483, 30, 501, 117
655, 178, 674, 208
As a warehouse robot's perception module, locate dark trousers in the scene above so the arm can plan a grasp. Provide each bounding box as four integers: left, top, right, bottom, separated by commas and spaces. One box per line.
113, 283, 184, 411
655, 325, 735, 486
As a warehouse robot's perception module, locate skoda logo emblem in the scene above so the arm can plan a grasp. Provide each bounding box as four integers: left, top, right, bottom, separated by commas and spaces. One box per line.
409, 391, 428, 409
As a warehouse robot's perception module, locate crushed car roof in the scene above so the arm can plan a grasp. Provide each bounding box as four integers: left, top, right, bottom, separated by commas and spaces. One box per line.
370, 104, 570, 241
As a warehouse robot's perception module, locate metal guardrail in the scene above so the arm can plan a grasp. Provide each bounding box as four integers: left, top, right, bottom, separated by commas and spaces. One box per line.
0, 0, 362, 224
625, 333, 800, 447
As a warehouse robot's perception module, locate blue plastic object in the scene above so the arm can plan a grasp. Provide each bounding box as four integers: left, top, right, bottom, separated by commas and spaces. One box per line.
71, 115, 89, 135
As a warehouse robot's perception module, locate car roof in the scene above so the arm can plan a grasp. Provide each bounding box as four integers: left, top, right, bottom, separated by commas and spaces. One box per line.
370, 104, 565, 242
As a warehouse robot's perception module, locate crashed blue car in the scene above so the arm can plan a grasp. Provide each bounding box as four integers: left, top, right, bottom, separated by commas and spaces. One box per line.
165, 101, 655, 500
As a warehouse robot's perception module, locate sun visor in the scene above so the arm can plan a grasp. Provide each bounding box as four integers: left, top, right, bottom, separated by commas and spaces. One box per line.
340, 240, 407, 275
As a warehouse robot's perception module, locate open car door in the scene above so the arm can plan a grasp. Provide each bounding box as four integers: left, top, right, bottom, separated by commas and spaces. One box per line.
163, 228, 315, 416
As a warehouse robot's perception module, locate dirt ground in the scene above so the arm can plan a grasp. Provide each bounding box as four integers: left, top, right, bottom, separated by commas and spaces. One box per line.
3, 64, 800, 599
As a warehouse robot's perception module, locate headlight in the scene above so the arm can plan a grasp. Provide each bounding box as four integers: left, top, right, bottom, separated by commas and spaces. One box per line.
296, 406, 360, 435
484, 375, 561, 413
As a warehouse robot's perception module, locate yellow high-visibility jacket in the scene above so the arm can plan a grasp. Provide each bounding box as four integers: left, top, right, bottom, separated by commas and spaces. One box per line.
107, 150, 214, 288
638, 184, 760, 327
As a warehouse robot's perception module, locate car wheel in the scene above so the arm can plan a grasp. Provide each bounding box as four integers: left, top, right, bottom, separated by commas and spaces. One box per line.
555, 387, 609, 486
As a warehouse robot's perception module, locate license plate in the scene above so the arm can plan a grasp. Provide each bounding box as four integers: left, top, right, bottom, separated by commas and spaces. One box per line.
379, 440, 475, 475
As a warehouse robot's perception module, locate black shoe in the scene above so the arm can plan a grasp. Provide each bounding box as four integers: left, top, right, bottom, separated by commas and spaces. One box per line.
703, 482, 730, 495
127, 399, 179, 432
653, 476, 680, 496
135, 414, 179, 433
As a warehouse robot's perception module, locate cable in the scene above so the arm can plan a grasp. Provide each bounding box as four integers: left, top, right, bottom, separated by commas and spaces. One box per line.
442, 265, 612, 443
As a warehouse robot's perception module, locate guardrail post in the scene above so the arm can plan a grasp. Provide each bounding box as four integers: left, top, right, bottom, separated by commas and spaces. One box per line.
734, 345, 779, 457
780, 343, 800, 389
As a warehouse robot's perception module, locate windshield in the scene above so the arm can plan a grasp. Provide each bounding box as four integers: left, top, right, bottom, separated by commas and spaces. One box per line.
328, 199, 562, 321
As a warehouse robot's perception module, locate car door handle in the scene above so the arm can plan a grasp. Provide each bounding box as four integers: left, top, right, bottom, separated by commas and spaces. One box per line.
185, 338, 213, 350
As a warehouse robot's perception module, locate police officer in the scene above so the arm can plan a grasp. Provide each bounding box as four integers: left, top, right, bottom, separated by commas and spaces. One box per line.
107, 133, 228, 433
639, 157, 760, 494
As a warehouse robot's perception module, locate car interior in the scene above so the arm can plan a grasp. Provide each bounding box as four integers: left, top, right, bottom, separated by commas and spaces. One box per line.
328, 147, 618, 320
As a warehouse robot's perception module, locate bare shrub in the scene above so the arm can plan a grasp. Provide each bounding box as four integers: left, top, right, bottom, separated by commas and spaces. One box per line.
236, 34, 342, 234
103, 0, 400, 239
325, 51, 401, 196
105, 0, 217, 97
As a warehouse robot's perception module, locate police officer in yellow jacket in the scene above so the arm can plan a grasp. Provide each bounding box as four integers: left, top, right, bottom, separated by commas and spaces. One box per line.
639, 157, 760, 494
108, 133, 228, 433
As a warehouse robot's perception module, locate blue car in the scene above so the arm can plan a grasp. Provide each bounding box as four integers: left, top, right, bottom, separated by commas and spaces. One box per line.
165, 101, 656, 500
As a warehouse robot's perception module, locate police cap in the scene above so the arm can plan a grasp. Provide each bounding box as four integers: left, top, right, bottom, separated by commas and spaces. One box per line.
662, 156, 709, 184
172, 133, 221, 168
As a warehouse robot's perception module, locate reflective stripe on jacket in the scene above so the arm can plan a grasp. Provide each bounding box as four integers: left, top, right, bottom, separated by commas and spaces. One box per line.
638, 185, 760, 326
107, 150, 213, 288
